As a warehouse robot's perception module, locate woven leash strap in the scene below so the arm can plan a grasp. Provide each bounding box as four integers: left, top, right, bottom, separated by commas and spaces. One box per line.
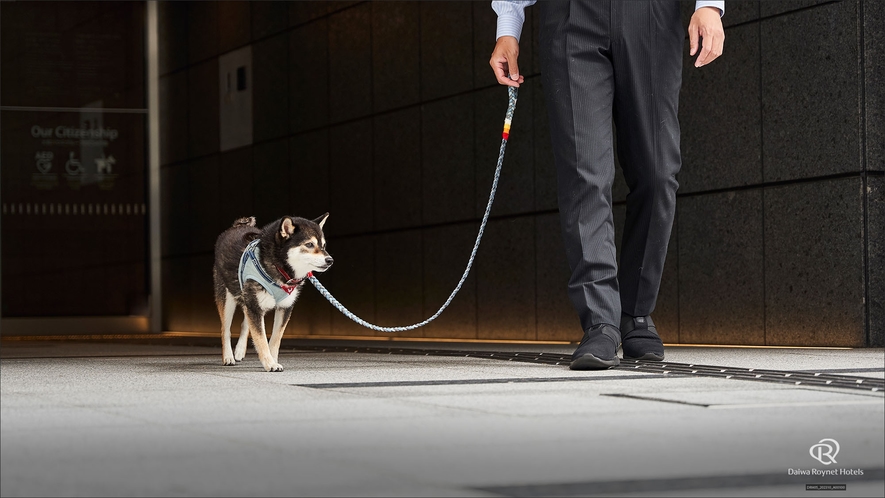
307, 86, 519, 332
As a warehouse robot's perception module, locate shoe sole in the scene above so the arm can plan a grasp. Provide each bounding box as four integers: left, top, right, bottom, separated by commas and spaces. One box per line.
570, 353, 620, 370
624, 352, 664, 361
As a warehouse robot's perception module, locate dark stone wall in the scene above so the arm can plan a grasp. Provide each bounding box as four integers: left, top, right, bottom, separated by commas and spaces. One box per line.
158, 1, 882, 346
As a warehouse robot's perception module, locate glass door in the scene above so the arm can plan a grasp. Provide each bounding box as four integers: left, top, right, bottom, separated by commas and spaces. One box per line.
1, 2, 149, 333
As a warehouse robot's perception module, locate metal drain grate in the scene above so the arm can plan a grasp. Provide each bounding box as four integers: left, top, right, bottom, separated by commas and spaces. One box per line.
616, 359, 883, 392
291, 345, 884, 393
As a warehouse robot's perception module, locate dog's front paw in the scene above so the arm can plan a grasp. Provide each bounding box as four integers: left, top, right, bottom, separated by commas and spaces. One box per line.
234, 348, 246, 362
222, 356, 237, 366
264, 362, 284, 372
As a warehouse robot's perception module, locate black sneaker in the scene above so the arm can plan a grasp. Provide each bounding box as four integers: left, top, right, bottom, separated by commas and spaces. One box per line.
570, 324, 621, 370
620, 314, 664, 361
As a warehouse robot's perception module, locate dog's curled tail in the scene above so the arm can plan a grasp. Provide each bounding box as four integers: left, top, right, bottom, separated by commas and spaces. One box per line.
232, 216, 256, 228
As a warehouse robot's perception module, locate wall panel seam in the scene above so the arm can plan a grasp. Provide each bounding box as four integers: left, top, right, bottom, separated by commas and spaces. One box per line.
859, 0, 871, 345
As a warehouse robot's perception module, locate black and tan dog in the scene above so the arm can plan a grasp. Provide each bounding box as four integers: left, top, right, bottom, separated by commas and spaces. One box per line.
213, 214, 332, 371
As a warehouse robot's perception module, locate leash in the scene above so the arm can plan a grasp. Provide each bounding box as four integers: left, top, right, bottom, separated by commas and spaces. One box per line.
307, 87, 519, 332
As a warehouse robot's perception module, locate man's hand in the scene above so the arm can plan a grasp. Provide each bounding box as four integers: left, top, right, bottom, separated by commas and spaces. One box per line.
490, 36, 524, 87
688, 6, 724, 67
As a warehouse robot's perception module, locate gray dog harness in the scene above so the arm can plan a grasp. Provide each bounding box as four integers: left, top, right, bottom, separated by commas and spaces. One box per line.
238, 239, 307, 304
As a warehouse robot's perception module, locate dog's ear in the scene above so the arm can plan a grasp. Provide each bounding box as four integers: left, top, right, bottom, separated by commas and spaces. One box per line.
313, 212, 329, 229
280, 217, 297, 239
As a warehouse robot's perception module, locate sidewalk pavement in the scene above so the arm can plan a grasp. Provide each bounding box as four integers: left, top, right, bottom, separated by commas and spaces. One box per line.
1, 336, 883, 497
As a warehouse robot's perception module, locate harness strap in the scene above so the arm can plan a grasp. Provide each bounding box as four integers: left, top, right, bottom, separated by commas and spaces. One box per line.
238, 240, 310, 303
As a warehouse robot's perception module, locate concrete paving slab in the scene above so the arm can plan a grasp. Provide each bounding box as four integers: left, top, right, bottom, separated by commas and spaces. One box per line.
1, 339, 883, 497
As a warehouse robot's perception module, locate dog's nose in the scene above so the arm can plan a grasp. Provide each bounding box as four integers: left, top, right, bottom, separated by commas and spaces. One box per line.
325, 257, 334, 266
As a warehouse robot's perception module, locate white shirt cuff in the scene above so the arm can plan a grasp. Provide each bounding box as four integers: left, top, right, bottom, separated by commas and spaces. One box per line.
496, 13, 525, 42
696, 1, 725, 16
492, 0, 534, 42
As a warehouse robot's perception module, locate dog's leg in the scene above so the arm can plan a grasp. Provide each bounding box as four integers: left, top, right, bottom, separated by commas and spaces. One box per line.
220, 290, 237, 366
244, 307, 283, 372
234, 316, 249, 361
268, 307, 294, 362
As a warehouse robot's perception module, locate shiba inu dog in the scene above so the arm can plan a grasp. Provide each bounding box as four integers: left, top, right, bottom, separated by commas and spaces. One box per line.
212, 214, 332, 371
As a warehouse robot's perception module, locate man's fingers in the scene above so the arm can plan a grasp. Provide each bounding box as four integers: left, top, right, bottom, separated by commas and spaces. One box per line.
713, 32, 725, 62
491, 58, 509, 85
696, 37, 713, 66
492, 59, 519, 86
507, 55, 521, 82
490, 55, 513, 86
695, 29, 724, 67
688, 23, 699, 56
501, 49, 521, 86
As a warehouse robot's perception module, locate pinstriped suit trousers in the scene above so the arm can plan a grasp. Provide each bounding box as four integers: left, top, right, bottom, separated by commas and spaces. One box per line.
539, 0, 683, 332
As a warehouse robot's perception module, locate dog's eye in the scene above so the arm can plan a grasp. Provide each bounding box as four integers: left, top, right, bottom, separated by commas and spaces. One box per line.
305, 242, 315, 249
